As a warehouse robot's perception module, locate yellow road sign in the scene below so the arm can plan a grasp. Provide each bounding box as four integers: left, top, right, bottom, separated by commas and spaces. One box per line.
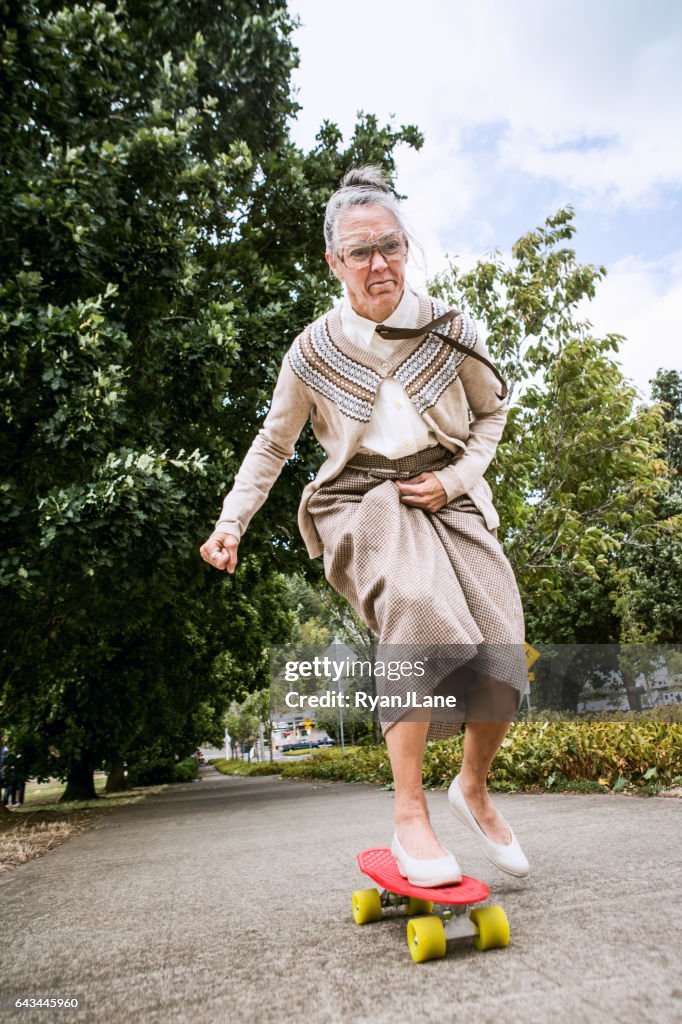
302, 719, 313, 730
524, 642, 540, 670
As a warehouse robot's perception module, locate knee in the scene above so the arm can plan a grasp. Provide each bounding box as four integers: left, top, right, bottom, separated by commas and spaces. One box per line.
465, 676, 522, 722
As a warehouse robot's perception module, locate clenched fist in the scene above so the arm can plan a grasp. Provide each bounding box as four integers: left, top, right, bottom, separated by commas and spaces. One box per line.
199, 531, 239, 573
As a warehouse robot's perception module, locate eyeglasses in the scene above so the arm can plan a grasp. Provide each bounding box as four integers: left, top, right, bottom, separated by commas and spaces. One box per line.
336, 231, 407, 269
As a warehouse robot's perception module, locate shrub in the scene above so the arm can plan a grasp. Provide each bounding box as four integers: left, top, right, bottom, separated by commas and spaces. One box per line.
210, 722, 682, 792
278, 721, 682, 792
127, 755, 199, 786
211, 758, 282, 777
483, 720, 682, 791
127, 758, 176, 786
173, 757, 200, 783
280, 746, 392, 784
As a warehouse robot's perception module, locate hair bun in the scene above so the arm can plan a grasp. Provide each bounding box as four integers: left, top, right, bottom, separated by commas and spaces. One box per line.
341, 165, 392, 193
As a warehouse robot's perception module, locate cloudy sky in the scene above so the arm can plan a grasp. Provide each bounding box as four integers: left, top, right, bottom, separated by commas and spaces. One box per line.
287, 0, 681, 402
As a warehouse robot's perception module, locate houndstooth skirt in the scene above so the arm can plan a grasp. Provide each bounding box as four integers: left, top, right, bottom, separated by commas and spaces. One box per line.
307, 445, 527, 741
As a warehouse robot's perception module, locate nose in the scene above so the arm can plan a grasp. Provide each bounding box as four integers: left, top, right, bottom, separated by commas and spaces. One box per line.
369, 247, 389, 272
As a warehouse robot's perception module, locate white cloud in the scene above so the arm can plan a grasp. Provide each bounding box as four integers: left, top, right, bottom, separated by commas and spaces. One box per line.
393, 141, 487, 284
584, 254, 682, 399
289, 0, 682, 206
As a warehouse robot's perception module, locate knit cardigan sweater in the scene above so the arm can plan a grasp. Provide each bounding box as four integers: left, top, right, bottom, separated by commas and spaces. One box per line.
215, 292, 509, 559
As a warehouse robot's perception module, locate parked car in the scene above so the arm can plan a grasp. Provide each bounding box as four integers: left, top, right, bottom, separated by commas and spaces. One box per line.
280, 737, 336, 752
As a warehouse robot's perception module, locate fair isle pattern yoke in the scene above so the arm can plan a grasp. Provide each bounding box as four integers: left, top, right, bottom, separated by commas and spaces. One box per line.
287, 298, 477, 422
394, 300, 478, 413
288, 314, 382, 422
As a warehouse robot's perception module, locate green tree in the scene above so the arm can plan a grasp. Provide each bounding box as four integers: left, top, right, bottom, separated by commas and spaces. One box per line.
650, 370, 682, 476
431, 209, 678, 654
609, 369, 682, 646
279, 573, 381, 741
225, 705, 259, 760
0, 1, 423, 797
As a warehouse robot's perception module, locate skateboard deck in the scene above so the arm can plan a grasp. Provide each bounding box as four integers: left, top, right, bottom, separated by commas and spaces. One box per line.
358, 847, 489, 904
353, 847, 510, 963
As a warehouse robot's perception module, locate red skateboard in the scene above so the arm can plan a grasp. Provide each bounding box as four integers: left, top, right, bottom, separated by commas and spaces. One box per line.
353, 848, 510, 963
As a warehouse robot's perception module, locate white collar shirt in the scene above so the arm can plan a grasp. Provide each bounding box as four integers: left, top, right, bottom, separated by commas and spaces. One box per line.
340, 285, 439, 458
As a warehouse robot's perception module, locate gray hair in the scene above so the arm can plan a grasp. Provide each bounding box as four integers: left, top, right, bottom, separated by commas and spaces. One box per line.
324, 165, 410, 252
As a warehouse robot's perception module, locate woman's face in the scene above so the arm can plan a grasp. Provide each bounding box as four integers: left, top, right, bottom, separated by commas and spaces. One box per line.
326, 204, 407, 323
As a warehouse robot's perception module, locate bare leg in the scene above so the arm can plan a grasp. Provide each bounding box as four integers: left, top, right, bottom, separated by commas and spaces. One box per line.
458, 720, 512, 845
384, 718, 446, 859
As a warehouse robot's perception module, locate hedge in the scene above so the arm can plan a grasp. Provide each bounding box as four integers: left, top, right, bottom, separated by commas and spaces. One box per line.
211, 719, 682, 793
127, 755, 199, 786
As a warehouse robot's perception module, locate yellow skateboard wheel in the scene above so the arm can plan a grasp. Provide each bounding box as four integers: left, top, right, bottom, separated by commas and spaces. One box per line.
470, 905, 510, 950
352, 887, 382, 925
406, 915, 446, 963
405, 897, 434, 916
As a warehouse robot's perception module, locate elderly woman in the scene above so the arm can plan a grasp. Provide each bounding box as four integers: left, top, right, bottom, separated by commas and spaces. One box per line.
200, 166, 529, 885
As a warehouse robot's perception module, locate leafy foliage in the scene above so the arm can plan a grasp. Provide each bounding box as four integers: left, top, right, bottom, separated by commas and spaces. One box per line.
431, 210, 680, 646
126, 754, 199, 786
609, 370, 682, 644
211, 757, 281, 777
0, 1, 422, 795
217, 718, 682, 792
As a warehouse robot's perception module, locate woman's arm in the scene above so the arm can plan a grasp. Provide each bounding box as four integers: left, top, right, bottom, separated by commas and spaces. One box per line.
200, 350, 313, 568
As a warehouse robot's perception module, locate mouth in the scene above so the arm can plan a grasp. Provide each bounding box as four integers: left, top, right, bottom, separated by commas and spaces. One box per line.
368, 279, 396, 289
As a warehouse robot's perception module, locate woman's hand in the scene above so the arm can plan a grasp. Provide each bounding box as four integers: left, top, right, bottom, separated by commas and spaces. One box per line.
199, 531, 239, 573
395, 472, 448, 513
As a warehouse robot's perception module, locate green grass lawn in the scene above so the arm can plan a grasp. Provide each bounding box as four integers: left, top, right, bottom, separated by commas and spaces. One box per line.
15, 772, 167, 813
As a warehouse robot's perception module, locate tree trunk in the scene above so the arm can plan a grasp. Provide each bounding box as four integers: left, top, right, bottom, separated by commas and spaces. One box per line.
105, 755, 127, 793
624, 685, 643, 712
621, 665, 643, 711
60, 752, 97, 802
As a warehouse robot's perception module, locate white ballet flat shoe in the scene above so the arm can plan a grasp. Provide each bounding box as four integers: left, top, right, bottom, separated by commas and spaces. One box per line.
447, 774, 530, 878
390, 831, 462, 888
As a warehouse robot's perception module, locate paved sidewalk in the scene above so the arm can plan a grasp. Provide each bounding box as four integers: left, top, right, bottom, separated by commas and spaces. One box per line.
0, 767, 680, 1024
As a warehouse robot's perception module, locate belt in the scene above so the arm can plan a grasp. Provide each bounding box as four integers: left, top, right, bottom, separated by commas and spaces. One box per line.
346, 444, 455, 480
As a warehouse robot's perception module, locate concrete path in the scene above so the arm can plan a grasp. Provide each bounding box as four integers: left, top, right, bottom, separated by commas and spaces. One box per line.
0, 766, 680, 1024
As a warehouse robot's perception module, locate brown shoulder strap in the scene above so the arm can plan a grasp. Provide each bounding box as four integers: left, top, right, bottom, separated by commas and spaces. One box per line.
375, 309, 508, 401
375, 309, 458, 340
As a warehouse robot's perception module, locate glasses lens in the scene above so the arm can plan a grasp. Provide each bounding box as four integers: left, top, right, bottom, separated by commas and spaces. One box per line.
339, 233, 405, 268
379, 235, 405, 258
344, 245, 372, 268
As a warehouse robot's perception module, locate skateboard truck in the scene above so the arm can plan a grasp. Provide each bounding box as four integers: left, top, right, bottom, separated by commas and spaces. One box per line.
353, 848, 511, 963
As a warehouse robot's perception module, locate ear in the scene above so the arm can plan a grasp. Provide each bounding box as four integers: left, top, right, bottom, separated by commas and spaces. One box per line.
325, 250, 342, 280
